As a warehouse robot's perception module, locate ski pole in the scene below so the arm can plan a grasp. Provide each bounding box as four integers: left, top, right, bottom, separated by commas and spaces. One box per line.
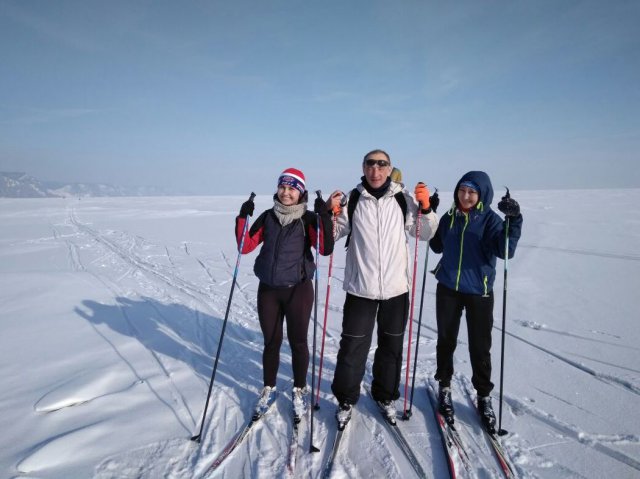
314, 213, 336, 410
404, 187, 436, 419
402, 207, 422, 419
191, 192, 255, 443
404, 241, 430, 419
315, 192, 345, 410
498, 187, 510, 436
309, 190, 322, 453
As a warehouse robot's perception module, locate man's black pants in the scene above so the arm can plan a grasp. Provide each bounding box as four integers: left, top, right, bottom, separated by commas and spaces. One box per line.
331, 292, 409, 405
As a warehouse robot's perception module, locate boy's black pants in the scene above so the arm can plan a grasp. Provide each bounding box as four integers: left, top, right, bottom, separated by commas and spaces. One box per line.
435, 283, 495, 397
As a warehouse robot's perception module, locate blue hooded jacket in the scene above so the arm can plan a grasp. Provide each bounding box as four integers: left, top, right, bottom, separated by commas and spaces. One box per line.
429, 171, 522, 295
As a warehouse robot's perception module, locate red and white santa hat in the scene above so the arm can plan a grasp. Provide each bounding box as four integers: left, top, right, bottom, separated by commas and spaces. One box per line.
277, 168, 306, 195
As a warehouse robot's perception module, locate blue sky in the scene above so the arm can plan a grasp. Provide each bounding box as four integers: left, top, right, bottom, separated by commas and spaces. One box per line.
1, 0, 638, 195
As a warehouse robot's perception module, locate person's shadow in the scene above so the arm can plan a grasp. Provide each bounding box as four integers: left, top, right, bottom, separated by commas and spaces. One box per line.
75, 296, 266, 429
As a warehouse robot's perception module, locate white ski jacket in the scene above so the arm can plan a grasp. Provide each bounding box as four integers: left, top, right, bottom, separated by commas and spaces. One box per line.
334, 181, 439, 300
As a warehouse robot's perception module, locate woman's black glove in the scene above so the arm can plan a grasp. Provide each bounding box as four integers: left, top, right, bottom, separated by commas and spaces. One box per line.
239, 199, 255, 218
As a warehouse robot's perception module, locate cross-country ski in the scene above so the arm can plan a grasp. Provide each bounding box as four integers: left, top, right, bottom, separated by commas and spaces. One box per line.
199, 393, 277, 477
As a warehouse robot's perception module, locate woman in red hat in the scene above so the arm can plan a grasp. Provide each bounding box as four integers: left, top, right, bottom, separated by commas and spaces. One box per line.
235, 168, 334, 422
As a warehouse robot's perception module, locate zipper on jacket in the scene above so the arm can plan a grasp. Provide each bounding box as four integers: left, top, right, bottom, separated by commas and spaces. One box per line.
271, 223, 284, 281
376, 199, 384, 298
299, 218, 308, 280
454, 213, 469, 291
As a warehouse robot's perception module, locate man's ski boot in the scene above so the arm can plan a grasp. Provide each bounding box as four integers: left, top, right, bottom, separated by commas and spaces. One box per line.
253, 386, 276, 421
438, 386, 455, 425
335, 402, 352, 431
376, 399, 397, 425
478, 396, 497, 434
292, 386, 309, 424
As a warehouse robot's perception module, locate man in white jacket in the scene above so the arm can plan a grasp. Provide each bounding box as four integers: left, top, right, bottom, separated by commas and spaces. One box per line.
326, 149, 439, 428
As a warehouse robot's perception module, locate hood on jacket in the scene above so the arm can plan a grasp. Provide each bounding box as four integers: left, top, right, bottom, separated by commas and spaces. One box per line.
454, 170, 494, 212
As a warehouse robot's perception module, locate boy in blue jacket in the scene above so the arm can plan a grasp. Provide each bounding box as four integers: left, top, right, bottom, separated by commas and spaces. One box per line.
429, 170, 522, 433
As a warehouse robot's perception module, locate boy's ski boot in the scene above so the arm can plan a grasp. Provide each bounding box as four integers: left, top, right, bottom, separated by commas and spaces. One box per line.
478, 395, 497, 434
438, 386, 455, 425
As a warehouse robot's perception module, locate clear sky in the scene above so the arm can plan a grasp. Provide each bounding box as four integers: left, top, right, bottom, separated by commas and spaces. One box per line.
1, 0, 639, 195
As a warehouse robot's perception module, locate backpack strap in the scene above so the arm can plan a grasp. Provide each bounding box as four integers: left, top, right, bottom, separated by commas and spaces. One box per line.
394, 191, 408, 222
344, 189, 361, 248
345, 189, 408, 248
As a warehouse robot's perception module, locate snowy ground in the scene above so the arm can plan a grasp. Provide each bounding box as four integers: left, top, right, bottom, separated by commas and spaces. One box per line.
1, 190, 639, 479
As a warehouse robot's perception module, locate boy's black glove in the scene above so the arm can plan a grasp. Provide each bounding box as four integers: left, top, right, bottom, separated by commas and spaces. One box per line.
239, 199, 255, 218
429, 191, 440, 213
498, 188, 520, 217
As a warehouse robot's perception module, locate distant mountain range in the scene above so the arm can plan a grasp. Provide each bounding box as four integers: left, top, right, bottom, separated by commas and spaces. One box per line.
0, 172, 172, 198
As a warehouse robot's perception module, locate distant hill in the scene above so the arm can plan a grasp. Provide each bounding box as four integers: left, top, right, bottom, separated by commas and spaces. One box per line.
0, 172, 172, 198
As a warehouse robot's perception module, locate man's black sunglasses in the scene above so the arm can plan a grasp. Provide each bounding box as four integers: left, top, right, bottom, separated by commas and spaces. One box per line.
364, 159, 390, 168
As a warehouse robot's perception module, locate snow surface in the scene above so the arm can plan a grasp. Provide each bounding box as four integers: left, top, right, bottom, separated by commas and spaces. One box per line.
1, 190, 639, 479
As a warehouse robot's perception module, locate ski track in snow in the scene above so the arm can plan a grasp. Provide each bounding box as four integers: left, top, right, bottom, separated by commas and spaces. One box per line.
514, 320, 639, 353
507, 395, 640, 472
517, 243, 640, 262
68, 207, 224, 316
69, 206, 260, 358
65, 214, 197, 434
502, 325, 640, 397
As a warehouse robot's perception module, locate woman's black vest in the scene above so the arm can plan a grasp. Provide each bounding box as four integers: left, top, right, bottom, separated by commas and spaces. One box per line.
252, 210, 316, 287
